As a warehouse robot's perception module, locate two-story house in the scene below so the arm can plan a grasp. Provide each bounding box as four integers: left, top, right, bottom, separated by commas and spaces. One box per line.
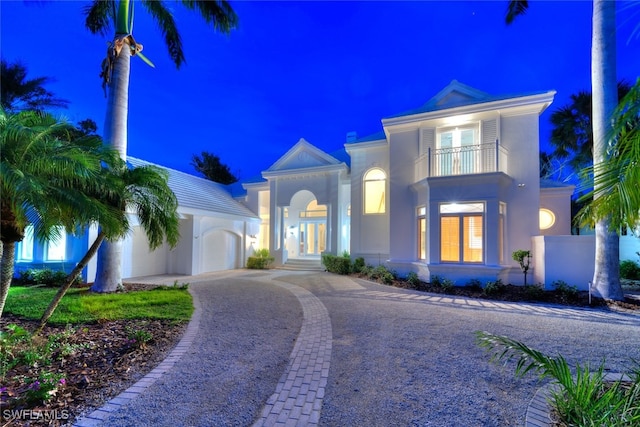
242, 80, 575, 285
19, 80, 636, 288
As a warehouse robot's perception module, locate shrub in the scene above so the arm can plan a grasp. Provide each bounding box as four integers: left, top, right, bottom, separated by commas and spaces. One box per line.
371, 265, 395, 285
466, 279, 483, 291
439, 278, 455, 293
24, 371, 66, 404
352, 257, 365, 273
406, 272, 420, 288
483, 279, 506, 296
13, 268, 81, 287
430, 275, 443, 287
553, 280, 578, 301
247, 249, 274, 269
321, 254, 351, 275
524, 283, 545, 300
430, 275, 454, 292
620, 260, 640, 280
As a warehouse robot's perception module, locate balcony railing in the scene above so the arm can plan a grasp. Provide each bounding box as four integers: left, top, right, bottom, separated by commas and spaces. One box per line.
415, 140, 508, 180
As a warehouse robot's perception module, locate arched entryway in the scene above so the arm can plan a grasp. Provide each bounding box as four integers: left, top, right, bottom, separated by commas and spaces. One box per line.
285, 190, 327, 259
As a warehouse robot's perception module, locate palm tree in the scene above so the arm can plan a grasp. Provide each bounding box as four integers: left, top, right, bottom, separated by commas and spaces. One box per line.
506, 0, 623, 300
549, 82, 631, 174
0, 109, 120, 318
38, 161, 180, 328
577, 79, 640, 236
191, 151, 239, 184
0, 59, 69, 113
84, 0, 238, 292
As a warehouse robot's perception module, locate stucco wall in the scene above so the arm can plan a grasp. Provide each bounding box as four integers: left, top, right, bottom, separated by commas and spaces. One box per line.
348, 143, 390, 260
388, 129, 420, 262
532, 235, 595, 290
501, 113, 541, 259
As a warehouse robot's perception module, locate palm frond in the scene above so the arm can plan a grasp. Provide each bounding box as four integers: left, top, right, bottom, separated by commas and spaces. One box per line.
181, 0, 239, 33
1, 59, 69, 112
505, 0, 529, 25
120, 165, 180, 249
576, 77, 640, 231
84, 0, 115, 36
142, 0, 185, 68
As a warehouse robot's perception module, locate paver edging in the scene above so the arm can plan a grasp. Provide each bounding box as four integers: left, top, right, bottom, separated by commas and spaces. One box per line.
72, 286, 202, 427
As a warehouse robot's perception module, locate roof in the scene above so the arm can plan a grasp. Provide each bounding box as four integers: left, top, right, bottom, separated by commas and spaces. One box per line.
127, 157, 259, 219
385, 80, 554, 119
540, 179, 576, 189
346, 131, 387, 145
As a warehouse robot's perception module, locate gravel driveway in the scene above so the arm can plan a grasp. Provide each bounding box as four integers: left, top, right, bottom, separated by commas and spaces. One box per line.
80, 270, 640, 427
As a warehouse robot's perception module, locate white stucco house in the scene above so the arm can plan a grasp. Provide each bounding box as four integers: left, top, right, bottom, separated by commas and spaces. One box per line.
14, 80, 639, 288
241, 80, 580, 286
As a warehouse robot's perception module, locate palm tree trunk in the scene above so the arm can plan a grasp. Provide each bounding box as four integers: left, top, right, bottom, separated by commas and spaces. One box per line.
38, 231, 106, 331
591, 0, 623, 301
0, 241, 15, 318
93, 35, 132, 293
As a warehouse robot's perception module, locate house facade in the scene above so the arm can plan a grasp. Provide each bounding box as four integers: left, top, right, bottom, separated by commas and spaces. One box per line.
242, 81, 578, 285
14, 81, 639, 288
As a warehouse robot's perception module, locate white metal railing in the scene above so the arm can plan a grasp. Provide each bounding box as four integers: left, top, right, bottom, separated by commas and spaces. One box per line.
415, 140, 508, 179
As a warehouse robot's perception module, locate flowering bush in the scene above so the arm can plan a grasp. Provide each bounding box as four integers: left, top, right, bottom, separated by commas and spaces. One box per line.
24, 372, 66, 404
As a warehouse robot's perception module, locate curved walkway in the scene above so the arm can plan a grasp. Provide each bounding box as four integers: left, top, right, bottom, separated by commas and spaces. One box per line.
73, 270, 640, 427
252, 280, 332, 427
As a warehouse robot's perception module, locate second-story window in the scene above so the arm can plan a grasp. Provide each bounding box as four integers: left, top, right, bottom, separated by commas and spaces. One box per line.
363, 168, 386, 214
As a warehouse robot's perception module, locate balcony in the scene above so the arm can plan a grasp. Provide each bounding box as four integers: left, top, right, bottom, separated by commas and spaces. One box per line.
415, 141, 508, 181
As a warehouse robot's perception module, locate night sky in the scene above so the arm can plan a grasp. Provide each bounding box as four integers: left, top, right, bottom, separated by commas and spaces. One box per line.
2, 1, 638, 181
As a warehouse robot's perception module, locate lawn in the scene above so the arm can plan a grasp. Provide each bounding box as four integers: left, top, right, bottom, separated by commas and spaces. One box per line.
2, 284, 193, 426
4, 285, 193, 324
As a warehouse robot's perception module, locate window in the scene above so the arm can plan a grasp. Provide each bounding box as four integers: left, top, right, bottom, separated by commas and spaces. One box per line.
440, 203, 484, 263
499, 203, 506, 264
47, 226, 66, 261
417, 207, 426, 260
300, 200, 327, 218
437, 125, 479, 175
17, 225, 34, 261
539, 208, 555, 230
363, 168, 386, 214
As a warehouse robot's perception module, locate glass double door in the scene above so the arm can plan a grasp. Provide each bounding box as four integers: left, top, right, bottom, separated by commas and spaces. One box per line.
299, 221, 326, 256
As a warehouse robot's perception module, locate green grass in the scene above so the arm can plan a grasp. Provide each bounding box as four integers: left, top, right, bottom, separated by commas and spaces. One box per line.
5, 286, 193, 324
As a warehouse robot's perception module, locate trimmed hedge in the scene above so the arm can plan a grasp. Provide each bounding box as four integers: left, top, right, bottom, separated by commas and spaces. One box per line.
321, 254, 351, 275
246, 256, 273, 269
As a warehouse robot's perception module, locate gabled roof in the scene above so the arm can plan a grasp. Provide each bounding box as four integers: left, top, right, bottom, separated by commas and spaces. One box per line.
346, 130, 387, 145
264, 138, 347, 173
385, 80, 554, 119
127, 157, 258, 219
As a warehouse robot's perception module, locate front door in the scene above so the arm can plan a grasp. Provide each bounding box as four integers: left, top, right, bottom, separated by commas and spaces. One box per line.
299, 221, 326, 256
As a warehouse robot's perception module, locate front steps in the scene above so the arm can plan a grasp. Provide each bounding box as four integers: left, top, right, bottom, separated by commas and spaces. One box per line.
279, 258, 324, 271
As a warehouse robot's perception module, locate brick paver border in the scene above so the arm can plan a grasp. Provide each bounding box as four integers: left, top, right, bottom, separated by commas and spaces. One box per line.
72, 286, 203, 427
252, 279, 333, 427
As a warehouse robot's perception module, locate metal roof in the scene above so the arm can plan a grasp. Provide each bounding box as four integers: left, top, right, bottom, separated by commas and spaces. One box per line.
127, 157, 259, 219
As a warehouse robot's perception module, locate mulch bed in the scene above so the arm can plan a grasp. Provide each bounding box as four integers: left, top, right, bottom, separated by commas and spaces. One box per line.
1, 283, 187, 427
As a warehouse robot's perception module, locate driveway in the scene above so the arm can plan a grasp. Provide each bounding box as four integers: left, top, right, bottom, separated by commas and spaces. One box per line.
75, 270, 640, 427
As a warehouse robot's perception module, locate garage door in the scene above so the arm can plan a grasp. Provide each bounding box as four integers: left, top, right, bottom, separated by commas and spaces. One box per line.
202, 229, 239, 272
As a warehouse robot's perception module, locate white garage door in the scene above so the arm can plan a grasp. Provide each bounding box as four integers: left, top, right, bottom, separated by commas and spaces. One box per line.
202, 229, 239, 272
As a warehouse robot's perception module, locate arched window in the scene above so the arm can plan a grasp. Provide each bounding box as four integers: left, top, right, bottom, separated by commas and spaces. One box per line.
364, 168, 386, 214
47, 226, 66, 261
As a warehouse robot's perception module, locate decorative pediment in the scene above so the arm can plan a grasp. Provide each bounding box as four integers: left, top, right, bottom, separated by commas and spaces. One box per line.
266, 138, 342, 172
425, 80, 490, 110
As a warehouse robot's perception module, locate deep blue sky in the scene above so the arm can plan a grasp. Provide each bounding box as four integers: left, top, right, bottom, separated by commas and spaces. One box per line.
2, 1, 638, 181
